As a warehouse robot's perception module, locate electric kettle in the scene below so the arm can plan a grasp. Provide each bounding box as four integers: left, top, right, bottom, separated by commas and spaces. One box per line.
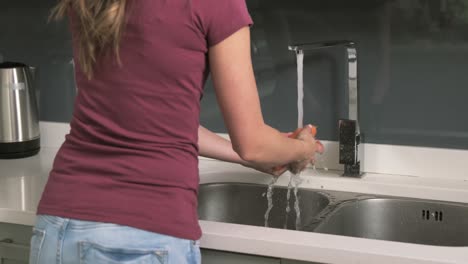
0, 62, 40, 158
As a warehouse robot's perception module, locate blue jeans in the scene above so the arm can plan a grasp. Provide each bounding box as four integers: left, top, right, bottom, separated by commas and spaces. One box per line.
29, 215, 201, 264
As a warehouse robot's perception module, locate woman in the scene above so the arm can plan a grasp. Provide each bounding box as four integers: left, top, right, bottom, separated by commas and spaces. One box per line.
30, 0, 323, 263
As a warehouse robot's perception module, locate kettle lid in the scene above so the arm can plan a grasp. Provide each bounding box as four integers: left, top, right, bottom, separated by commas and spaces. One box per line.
0, 61, 29, 69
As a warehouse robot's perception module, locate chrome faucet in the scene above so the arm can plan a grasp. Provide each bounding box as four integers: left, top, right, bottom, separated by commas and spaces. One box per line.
288, 40, 363, 177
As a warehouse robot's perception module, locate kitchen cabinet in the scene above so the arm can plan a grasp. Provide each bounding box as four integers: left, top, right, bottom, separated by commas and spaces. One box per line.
201, 249, 324, 264
1, 259, 27, 264
2, 260, 26, 264
0, 223, 31, 264
201, 249, 281, 264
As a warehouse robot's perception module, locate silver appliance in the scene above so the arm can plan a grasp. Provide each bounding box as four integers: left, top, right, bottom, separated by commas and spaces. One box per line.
0, 62, 40, 158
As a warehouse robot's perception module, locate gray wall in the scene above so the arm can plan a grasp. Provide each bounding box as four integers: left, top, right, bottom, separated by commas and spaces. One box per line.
2, 0, 468, 149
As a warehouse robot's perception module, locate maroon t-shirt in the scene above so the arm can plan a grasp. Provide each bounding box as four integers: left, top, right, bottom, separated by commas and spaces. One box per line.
37, 0, 252, 240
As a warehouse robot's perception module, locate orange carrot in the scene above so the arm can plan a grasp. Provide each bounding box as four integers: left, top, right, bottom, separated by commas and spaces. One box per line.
288, 125, 317, 139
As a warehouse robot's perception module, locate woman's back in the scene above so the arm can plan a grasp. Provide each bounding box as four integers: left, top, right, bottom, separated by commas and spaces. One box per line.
38, 0, 252, 240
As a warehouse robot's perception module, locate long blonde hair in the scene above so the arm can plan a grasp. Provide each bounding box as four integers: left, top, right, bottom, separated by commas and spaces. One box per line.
51, 0, 127, 79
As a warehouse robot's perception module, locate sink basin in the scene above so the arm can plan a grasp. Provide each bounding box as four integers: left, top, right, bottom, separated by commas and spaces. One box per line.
314, 198, 468, 246
198, 183, 330, 230
198, 183, 468, 246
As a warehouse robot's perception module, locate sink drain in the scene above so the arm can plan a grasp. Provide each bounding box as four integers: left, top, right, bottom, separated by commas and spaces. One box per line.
422, 209, 443, 221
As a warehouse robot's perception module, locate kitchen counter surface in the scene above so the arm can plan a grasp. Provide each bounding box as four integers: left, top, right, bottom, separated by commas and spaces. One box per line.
1, 147, 468, 264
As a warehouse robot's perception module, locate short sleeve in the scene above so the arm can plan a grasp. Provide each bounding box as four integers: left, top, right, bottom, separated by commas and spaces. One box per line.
193, 0, 253, 47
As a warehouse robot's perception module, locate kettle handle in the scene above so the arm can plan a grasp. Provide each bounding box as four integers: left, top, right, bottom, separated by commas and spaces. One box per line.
29, 66, 36, 80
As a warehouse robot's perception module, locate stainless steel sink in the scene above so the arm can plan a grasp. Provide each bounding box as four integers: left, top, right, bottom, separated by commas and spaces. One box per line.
198, 182, 468, 247
198, 183, 330, 230
314, 198, 468, 246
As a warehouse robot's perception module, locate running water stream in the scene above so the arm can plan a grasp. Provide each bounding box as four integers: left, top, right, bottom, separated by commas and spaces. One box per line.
265, 51, 305, 229
264, 177, 278, 227
284, 173, 303, 229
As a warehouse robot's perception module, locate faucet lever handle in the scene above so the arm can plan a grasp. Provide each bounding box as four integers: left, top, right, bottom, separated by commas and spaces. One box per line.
339, 119, 364, 177
339, 119, 359, 165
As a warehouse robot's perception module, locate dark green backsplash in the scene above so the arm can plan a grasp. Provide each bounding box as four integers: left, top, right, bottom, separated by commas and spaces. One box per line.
202, 0, 468, 149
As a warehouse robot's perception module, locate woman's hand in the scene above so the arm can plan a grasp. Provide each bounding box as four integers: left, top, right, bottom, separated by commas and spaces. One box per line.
240, 131, 299, 177
241, 161, 289, 177
288, 125, 324, 174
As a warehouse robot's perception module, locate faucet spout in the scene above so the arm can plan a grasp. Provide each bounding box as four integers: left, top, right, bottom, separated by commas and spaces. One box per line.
288, 40, 355, 52
289, 40, 363, 177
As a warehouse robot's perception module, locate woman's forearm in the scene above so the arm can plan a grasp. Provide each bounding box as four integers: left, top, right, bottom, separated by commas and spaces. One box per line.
198, 125, 246, 165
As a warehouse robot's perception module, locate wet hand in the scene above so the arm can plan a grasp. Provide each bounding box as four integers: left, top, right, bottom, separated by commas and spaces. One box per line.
243, 161, 289, 177
288, 125, 324, 174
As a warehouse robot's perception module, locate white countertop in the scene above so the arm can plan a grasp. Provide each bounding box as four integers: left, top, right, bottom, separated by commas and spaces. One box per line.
1, 147, 468, 264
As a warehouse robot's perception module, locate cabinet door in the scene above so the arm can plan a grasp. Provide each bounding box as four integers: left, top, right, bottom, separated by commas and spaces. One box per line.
0, 223, 32, 263
0, 240, 30, 263
201, 249, 281, 264
1, 258, 28, 264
